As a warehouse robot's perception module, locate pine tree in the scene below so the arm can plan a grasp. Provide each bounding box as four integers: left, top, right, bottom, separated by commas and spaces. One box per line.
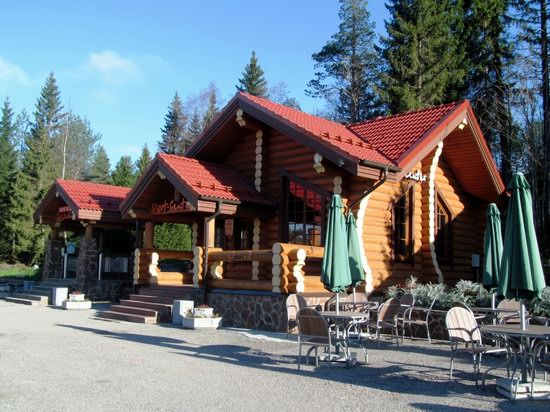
189, 109, 203, 138
236, 51, 268, 97
87, 145, 111, 183
202, 86, 219, 128
111, 156, 135, 187
0, 98, 18, 260
135, 144, 152, 176
159, 92, 190, 155
307, 0, 383, 122
381, 0, 466, 112
8, 171, 36, 263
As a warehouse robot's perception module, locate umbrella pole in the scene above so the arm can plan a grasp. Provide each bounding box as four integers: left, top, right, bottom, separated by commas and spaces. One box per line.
352, 287, 357, 311
336, 293, 340, 315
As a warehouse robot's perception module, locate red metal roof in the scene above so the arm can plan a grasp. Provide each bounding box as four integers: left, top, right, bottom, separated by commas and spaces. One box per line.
56, 179, 130, 212
158, 153, 273, 205
240, 93, 394, 166
348, 102, 461, 164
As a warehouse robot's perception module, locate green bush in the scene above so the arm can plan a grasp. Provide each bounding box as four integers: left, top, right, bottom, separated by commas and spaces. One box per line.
530, 287, 550, 317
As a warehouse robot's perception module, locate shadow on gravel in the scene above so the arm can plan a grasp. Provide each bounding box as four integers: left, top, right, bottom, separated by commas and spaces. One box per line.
54, 322, 532, 410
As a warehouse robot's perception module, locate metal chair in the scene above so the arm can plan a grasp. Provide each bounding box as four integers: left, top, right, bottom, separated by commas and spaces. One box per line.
532, 340, 550, 397
286, 294, 308, 337
397, 293, 414, 342
367, 298, 401, 347
402, 295, 438, 343
296, 308, 340, 370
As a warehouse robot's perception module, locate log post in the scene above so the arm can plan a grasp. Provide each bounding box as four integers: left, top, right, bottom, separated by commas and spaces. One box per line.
193, 246, 204, 288
144, 222, 155, 249
251, 218, 261, 280
208, 247, 224, 279
133, 248, 141, 285
148, 252, 159, 283
85, 223, 94, 239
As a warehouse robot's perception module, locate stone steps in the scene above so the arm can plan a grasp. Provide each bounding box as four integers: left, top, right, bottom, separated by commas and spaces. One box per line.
10, 293, 49, 304
129, 294, 175, 305
109, 305, 158, 318
96, 310, 157, 324
5, 297, 40, 306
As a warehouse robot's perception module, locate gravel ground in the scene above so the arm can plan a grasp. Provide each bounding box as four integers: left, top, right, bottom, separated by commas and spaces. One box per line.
0, 301, 548, 412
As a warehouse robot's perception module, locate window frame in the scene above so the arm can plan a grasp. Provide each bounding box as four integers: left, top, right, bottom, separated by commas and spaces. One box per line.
278, 168, 331, 247
391, 183, 415, 264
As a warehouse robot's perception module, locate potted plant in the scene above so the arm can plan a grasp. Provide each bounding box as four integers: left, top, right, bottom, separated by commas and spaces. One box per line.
193, 304, 214, 318
69, 291, 85, 302
182, 305, 222, 330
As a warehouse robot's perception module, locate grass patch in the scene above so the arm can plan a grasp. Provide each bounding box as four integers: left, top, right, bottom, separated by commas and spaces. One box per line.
0, 263, 41, 280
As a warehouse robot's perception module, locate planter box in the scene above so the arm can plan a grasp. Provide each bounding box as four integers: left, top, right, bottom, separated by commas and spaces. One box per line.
182, 316, 222, 330
193, 307, 214, 318
62, 300, 92, 310
69, 294, 85, 302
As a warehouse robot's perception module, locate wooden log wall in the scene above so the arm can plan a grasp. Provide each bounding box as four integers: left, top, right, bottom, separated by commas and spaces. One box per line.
135, 248, 195, 286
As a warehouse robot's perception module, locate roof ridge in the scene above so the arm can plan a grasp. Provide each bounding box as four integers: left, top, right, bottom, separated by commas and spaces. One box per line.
347, 100, 465, 127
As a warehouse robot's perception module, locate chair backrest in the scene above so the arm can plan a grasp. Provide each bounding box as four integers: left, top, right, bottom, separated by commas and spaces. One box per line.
286, 294, 308, 322
446, 306, 481, 343
399, 293, 415, 307
497, 298, 521, 323
296, 308, 329, 338
378, 298, 401, 322
451, 301, 471, 311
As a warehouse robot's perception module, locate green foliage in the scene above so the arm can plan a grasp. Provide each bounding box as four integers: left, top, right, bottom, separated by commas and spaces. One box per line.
159, 92, 191, 155
381, 0, 466, 112
154, 223, 192, 251
188, 109, 202, 138
530, 287, 550, 318
0, 98, 18, 261
111, 156, 135, 187
236, 51, 268, 97
0, 263, 41, 279
135, 144, 152, 177
87, 145, 111, 183
202, 87, 219, 129
307, 0, 383, 122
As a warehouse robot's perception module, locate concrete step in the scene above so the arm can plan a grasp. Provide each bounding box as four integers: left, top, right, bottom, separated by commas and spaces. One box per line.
96, 310, 157, 324
129, 294, 175, 305
11, 293, 49, 304
30, 286, 54, 294
140, 291, 192, 300
119, 299, 172, 313
5, 297, 39, 306
22, 290, 51, 298
109, 305, 158, 318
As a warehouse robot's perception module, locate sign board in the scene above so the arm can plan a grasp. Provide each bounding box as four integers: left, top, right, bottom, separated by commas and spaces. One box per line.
224, 219, 234, 237
150, 200, 193, 215
405, 170, 427, 183
66, 242, 76, 254
56, 206, 73, 222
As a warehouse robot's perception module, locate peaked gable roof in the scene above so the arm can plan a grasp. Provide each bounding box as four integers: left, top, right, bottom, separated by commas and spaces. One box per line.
120, 153, 274, 219
34, 179, 130, 224
188, 92, 504, 201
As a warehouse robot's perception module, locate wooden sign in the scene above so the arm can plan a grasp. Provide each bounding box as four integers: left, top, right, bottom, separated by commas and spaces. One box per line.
150, 200, 192, 215
405, 170, 427, 182
56, 206, 73, 222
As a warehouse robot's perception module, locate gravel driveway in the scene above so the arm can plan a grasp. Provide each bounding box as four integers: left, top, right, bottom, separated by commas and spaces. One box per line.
0, 301, 548, 411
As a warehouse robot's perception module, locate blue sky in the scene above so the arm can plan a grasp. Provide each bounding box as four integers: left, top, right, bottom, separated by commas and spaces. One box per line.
0, 1, 389, 164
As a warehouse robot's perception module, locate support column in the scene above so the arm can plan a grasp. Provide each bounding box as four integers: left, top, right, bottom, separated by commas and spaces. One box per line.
144, 222, 155, 249
205, 218, 215, 248
42, 227, 64, 279
76, 227, 99, 294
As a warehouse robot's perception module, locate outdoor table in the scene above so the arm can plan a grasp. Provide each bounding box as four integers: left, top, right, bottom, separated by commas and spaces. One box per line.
470, 307, 520, 324
481, 324, 550, 400
320, 311, 370, 367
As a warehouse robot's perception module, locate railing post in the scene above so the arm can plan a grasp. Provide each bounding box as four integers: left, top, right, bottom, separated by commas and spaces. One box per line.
133, 248, 140, 285
192, 246, 203, 288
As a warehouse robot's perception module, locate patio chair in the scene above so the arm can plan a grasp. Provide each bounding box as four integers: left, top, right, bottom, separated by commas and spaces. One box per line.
286, 294, 308, 337
532, 340, 550, 397
496, 299, 524, 325
397, 293, 414, 341
296, 308, 340, 370
367, 298, 401, 347
445, 307, 510, 386
402, 295, 438, 344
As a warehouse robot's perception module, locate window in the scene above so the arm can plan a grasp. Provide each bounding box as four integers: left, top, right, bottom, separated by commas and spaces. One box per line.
392, 186, 414, 262
282, 174, 328, 246
235, 220, 254, 250
214, 220, 225, 249
435, 193, 453, 264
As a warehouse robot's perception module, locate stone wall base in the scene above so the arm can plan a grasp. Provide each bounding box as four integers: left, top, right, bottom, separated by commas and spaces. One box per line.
43, 239, 64, 279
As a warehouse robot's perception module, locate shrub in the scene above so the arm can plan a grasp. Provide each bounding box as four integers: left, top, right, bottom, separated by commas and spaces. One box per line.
530, 287, 550, 318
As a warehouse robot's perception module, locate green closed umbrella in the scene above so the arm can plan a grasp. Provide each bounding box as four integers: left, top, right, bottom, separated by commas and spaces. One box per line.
497, 173, 546, 300
321, 194, 352, 313
346, 212, 365, 305
483, 203, 503, 289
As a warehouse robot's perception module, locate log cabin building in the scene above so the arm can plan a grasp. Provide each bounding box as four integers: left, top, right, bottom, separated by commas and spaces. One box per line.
35, 92, 505, 330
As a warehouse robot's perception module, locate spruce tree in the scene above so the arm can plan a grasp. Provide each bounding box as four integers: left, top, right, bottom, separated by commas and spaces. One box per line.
159, 92, 190, 155
0, 98, 18, 260
202, 87, 219, 128
189, 109, 203, 138
381, 0, 466, 112
8, 171, 35, 263
307, 0, 383, 122
87, 145, 111, 183
135, 144, 152, 176
111, 156, 135, 187
236, 51, 268, 97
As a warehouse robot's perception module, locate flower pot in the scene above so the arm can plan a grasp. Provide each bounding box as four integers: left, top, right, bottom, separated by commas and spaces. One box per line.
62, 300, 92, 310
182, 316, 222, 330
193, 307, 214, 318
69, 294, 85, 302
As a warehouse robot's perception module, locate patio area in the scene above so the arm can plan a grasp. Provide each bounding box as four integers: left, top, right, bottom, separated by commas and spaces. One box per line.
1, 300, 548, 411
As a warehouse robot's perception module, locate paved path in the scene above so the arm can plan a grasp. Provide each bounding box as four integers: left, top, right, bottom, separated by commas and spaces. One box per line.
0, 301, 548, 411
